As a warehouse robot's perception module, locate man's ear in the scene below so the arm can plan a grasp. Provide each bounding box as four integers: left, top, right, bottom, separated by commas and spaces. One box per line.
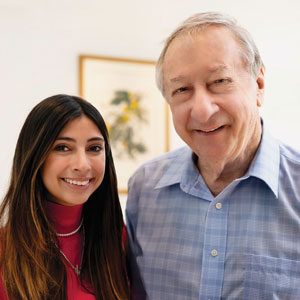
256, 66, 265, 107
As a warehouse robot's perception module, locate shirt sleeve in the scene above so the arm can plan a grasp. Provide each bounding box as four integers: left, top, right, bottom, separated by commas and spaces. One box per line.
126, 170, 147, 300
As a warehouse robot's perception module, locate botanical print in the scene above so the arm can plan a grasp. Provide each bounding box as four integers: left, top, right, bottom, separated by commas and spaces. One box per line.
79, 55, 169, 193
107, 90, 147, 159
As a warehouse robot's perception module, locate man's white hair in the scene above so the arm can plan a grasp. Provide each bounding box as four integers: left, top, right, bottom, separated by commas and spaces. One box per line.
155, 12, 264, 97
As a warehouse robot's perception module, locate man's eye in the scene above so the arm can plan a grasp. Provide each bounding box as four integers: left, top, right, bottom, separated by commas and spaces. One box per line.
215, 78, 228, 84
176, 87, 188, 93
54, 145, 69, 151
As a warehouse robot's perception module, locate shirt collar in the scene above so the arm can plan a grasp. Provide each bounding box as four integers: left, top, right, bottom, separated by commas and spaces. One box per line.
242, 125, 280, 198
155, 146, 197, 189
155, 124, 280, 198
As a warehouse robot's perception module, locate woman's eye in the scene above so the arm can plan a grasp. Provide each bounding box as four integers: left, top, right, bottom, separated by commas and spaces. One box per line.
89, 145, 103, 152
54, 145, 69, 152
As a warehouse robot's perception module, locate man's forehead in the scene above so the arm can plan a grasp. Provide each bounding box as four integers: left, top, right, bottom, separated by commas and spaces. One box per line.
164, 35, 244, 83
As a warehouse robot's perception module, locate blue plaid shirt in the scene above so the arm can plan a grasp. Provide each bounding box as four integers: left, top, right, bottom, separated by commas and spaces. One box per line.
126, 126, 300, 300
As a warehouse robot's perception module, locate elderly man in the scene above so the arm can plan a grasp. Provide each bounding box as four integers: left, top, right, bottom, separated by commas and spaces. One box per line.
126, 12, 300, 300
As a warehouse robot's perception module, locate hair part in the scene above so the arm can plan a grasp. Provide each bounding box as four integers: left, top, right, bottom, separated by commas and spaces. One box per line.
156, 11, 265, 97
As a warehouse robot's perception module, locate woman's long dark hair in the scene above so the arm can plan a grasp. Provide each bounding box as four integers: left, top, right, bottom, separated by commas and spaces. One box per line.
0, 94, 130, 299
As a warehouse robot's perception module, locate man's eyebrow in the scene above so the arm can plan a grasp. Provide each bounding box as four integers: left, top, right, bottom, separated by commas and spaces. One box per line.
169, 65, 229, 84
208, 65, 229, 73
169, 76, 187, 83
56, 137, 104, 142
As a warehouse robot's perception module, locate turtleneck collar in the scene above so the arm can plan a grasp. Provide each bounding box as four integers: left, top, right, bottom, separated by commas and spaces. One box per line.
45, 200, 83, 234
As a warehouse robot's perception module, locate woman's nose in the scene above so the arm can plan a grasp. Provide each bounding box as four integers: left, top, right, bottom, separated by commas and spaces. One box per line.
72, 151, 90, 172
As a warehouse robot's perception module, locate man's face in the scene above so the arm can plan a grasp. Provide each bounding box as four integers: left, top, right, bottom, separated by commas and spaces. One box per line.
163, 26, 264, 169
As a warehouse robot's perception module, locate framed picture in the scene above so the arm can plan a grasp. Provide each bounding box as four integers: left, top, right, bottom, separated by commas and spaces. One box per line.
79, 55, 169, 193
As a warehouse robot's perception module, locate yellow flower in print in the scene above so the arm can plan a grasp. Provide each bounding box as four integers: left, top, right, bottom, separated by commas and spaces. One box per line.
121, 114, 130, 123
130, 99, 138, 111
108, 90, 147, 158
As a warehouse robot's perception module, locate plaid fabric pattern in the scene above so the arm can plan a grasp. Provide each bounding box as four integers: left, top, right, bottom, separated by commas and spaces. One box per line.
126, 127, 300, 300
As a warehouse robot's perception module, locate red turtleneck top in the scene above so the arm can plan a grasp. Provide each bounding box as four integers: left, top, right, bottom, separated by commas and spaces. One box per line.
0, 201, 95, 300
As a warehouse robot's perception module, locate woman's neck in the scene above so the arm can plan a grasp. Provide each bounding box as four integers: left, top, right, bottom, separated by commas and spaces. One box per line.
45, 201, 83, 234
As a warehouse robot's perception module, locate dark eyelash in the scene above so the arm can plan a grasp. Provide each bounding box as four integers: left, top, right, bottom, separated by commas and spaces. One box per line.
177, 87, 187, 93
89, 145, 103, 152
215, 78, 232, 84
54, 145, 69, 151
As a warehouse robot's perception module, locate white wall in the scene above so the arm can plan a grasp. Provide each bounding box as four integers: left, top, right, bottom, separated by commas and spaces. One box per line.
1, 0, 300, 211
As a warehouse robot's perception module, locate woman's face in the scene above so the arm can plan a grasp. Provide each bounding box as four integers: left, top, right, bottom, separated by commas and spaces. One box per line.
42, 115, 106, 206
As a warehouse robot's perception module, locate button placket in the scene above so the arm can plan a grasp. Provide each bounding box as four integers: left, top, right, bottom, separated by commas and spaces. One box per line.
199, 198, 229, 299
216, 202, 222, 210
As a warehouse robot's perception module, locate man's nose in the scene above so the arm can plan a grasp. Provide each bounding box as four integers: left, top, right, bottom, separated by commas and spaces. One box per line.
190, 90, 219, 123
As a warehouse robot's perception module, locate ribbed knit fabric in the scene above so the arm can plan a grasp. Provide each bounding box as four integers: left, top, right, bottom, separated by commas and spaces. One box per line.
0, 201, 95, 300
46, 200, 95, 300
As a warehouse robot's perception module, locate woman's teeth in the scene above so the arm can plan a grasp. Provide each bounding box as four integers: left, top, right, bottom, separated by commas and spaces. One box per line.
64, 178, 89, 186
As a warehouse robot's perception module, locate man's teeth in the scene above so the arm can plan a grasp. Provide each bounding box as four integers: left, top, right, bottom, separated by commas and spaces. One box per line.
201, 126, 221, 133
64, 178, 89, 186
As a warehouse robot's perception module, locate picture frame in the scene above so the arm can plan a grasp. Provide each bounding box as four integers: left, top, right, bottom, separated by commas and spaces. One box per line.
79, 55, 169, 193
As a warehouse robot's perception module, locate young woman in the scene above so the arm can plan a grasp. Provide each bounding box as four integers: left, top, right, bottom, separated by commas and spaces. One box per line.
0, 95, 130, 299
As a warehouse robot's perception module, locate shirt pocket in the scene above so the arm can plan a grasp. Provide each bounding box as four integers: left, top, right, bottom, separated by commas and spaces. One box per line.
243, 254, 300, 300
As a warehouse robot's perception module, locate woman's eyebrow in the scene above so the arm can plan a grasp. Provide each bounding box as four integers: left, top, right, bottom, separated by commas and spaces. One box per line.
55, 137, 104, 142
56, 137, 75, 142
87, 137, 104, 142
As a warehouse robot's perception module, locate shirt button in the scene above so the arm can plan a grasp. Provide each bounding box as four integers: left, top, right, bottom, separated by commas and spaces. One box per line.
215, 202, 222, 209
211, 249, 218, 257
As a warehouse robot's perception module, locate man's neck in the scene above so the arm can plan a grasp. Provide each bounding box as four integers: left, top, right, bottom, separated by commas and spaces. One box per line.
197, 128, 262, 197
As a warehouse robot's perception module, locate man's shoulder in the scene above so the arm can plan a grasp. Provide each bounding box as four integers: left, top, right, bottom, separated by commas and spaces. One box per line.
279, 141, 300, 166
137, 146, 190, 170
129, 146, 190, 185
